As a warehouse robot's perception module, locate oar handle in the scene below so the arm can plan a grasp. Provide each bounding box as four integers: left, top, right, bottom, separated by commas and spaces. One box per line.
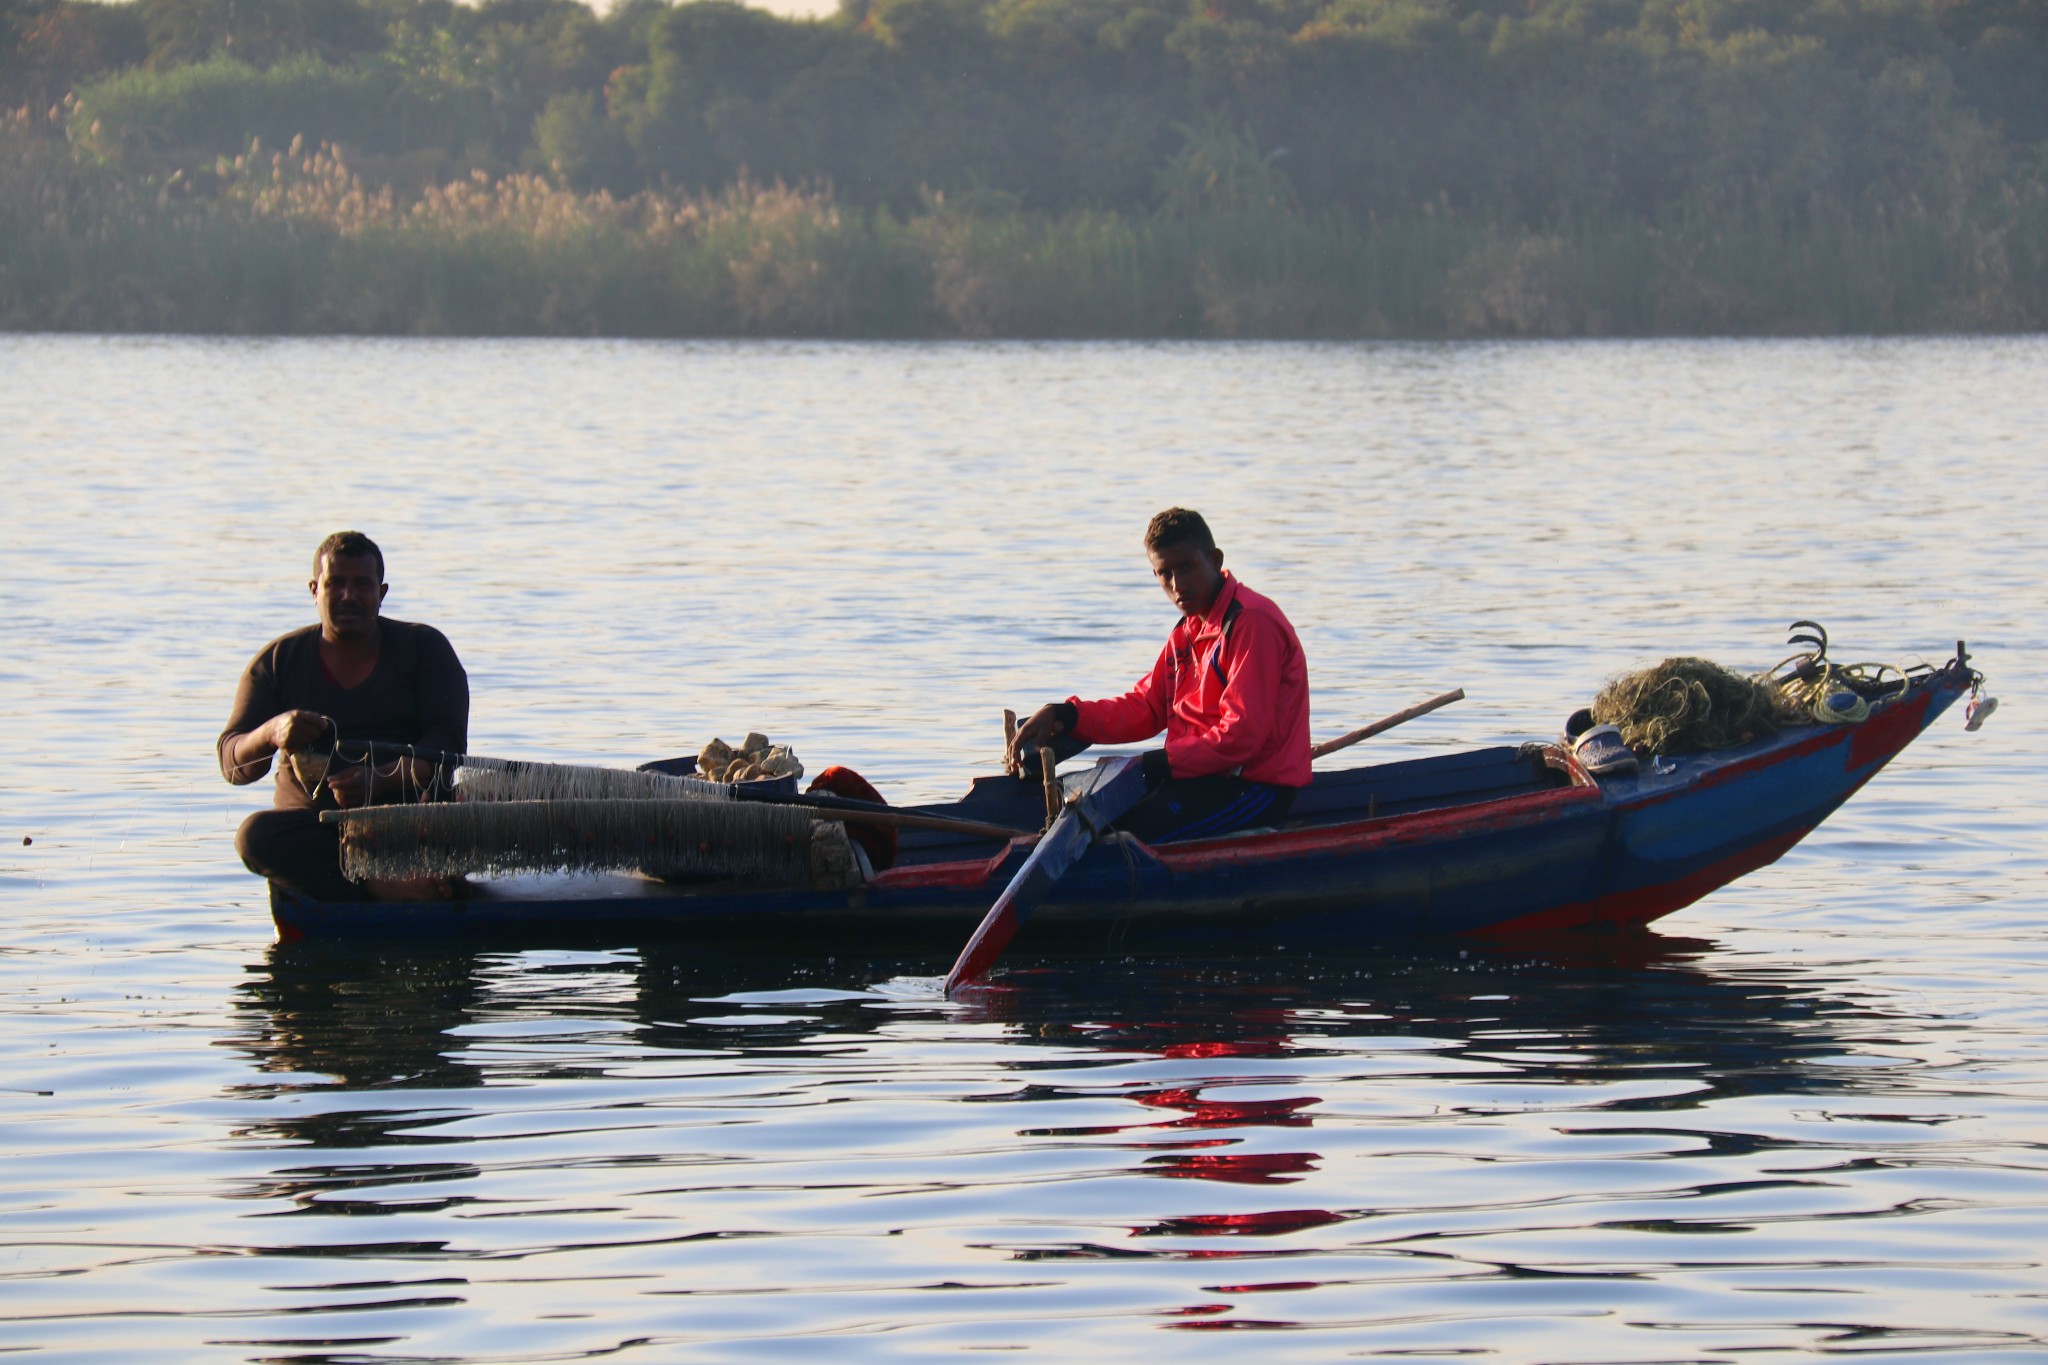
733, 786, 1029, 841
1309, 689, 1465, 760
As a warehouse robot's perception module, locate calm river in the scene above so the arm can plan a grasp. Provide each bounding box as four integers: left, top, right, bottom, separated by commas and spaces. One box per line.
2, 335, 2044, 1361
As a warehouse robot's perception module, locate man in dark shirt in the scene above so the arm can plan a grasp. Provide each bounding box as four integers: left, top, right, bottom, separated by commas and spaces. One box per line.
219, 531, 469, 901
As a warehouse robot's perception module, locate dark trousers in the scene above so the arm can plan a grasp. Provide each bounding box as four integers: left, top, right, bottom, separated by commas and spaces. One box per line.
1113, 775, 1295, 845
237, 808, 360, 903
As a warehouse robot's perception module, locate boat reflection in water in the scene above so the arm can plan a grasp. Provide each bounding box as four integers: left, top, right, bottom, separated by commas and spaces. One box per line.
226, 931, 1905, 1208
216, 933, 2006, 1347
234, 931, 1883, 1090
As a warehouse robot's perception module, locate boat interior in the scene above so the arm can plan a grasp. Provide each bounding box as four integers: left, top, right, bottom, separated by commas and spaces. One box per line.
891, 742, 1585, 868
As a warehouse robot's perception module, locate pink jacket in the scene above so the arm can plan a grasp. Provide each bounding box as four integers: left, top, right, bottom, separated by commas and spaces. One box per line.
1070, 573, 1312, 787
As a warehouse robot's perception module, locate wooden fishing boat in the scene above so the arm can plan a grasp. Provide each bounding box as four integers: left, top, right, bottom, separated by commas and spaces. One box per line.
268, 644, 1983, 947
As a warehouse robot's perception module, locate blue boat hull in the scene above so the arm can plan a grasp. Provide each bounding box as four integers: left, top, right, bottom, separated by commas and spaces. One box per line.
269, 657, 1974, 948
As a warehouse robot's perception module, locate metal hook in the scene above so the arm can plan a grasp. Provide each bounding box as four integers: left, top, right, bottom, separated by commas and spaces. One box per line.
1786, 619, 1829, 659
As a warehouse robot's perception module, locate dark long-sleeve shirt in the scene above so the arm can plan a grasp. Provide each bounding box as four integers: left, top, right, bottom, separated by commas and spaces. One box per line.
218, 620, 469, 811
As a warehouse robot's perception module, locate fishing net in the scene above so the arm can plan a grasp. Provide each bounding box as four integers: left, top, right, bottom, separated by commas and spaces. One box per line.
454, 758, 727, 803
333, 797, 817, 883
1588, 656, 1809, 755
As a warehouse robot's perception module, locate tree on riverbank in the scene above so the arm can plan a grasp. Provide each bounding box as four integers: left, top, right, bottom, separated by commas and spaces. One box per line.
3, 0, 2045, 335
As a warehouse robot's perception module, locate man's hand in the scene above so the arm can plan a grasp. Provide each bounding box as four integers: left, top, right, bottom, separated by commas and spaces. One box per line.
1008, 702, 1073, 773
267, 710, 332, 753
325, 764, 373, 809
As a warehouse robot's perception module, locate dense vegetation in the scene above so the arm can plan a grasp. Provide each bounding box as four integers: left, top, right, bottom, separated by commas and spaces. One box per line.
3, 0, 2044, 335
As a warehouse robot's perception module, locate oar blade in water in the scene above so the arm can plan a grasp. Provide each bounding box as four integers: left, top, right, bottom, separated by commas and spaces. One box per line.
944, 756, 1148, 995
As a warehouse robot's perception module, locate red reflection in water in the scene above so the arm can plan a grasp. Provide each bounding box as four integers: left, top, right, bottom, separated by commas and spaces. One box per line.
1160, 1037, 1292, 1059
1135, 1208, 1345, 1237
1019, 1084, 1320, 1138
1203, 1280, 1322, 1294
1131, 1087, 1320, 1129
1144, 1151, 1320, 1185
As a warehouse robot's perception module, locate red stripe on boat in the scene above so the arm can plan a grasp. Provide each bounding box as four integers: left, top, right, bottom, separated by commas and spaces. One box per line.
868, 838, 1029, 890
1152, 784, 1603, 873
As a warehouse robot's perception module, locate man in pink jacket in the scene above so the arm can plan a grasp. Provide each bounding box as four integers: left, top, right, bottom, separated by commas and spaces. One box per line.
1009, 508, 1311, 843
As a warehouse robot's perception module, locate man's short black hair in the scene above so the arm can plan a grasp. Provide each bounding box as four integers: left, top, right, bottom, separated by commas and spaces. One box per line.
314, 530, 384, 581
1144, 508, 1215, 553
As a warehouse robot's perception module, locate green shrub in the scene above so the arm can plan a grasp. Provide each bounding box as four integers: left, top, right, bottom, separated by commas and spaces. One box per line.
70, 54, 490, 163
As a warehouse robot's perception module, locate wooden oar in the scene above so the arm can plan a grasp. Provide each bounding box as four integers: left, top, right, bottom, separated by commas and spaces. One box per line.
764, 793, 1029, 842
944, 754, 1150, 997
1310, 689, 1464, 760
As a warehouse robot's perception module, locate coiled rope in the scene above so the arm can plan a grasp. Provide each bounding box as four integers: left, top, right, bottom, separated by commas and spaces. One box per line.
1763, 654, 1909, 725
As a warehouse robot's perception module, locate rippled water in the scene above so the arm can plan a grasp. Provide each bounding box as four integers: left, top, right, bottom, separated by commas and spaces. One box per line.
2, 335, 2044, 1360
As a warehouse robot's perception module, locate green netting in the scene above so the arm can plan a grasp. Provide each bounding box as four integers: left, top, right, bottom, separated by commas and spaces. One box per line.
1588, 656, 1808, 755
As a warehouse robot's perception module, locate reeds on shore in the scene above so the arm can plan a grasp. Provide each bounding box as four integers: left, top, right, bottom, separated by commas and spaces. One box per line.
4, 119, 2041, 338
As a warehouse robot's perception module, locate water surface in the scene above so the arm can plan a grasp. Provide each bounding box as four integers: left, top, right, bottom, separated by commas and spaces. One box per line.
2, 336, 2044, 1360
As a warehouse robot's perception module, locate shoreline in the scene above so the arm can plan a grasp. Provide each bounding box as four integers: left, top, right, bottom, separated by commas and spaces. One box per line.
8, 131, 2043, 341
